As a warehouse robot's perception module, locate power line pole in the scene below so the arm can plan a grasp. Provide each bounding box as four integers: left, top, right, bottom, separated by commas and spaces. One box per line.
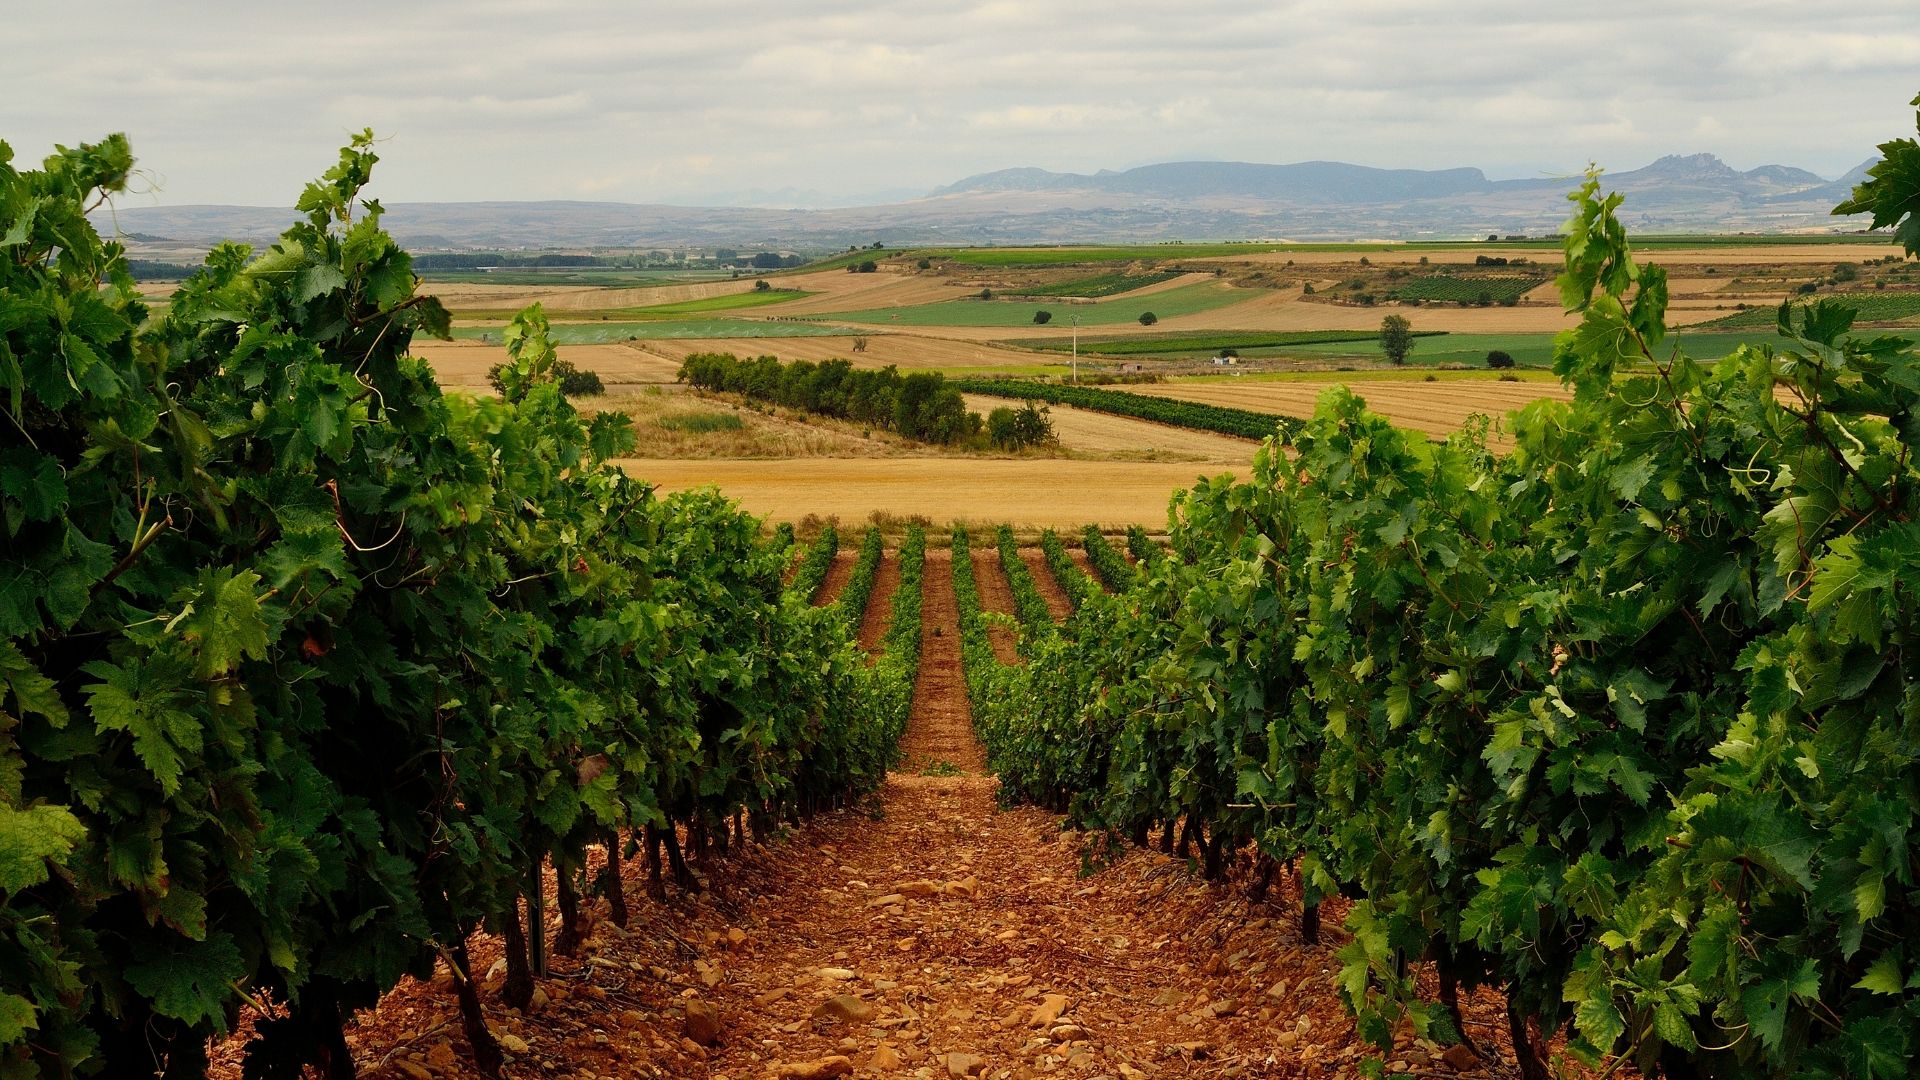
1071, 314, 1079, 386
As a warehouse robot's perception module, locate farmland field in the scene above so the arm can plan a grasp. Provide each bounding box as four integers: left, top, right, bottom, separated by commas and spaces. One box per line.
617, 457, 1245, 526
1118, 374, 1573, 441
415, 267, 733, 286
1003, 328, 1438, 356
816, 281, 1252, 326
1013, 270, 1181, 297
614, 288, 813, 316
1387, 274, 1547, 304
448, 318, 864, 344
1693, 290, 1920, 328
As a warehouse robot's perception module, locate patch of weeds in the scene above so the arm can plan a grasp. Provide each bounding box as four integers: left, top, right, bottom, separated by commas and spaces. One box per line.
657, 411, 746, 433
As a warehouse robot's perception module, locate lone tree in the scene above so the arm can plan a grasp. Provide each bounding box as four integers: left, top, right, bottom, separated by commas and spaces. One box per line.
1486, 349, 1515, 369
1379, 314, 1415, 364
1033, 310, 1053, 324
1138, 311, 1158, 326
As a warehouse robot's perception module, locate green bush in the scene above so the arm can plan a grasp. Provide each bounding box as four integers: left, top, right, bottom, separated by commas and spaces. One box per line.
985, 402, 1055, 450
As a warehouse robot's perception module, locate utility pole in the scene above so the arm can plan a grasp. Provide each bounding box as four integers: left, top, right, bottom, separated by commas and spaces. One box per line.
1071, 314, 1080, 386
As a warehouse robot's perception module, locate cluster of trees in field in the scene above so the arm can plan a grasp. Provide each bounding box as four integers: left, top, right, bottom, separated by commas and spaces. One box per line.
0, 135, 903, 1078
677, 353, 1055, 450
957, 154, 1920, 1079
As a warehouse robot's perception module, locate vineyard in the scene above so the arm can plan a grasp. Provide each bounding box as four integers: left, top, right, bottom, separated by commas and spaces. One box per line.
958, 160, 1920, 1078
947, 378, 1296, 440
1695, 291, 1920, 330
1386, 275, 1546, 305
8, 104, 1920, 1080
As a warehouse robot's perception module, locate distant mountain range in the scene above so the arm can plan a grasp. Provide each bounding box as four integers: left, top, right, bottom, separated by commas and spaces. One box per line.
104, 153, 1879, 255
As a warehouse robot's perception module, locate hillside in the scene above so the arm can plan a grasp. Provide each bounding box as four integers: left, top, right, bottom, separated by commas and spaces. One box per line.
99, 152, 1879, 254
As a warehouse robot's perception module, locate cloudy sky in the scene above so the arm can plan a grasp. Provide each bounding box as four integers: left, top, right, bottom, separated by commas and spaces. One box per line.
6, 1, 1918, 208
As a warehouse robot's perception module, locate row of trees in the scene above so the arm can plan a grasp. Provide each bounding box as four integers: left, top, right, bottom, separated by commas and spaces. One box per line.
961, 148, 1920, 1080
677, 353, 1054, 449
0, 135, 901, 1077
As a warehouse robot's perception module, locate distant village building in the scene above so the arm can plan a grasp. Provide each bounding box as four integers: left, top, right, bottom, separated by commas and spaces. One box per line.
1118, 362, 1146, 373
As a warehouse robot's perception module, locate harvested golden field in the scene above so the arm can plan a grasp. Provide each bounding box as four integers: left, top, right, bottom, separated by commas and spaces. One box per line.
411, 339, 683, 391
615, 458, 1242, 527
632, 333, 1054, 370
711, 267, 973, 315
959, 394, 1254, 462
1125, 375, 1572, 441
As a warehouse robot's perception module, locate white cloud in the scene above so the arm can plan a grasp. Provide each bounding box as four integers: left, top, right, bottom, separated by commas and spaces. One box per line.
1, 0, 1913, 205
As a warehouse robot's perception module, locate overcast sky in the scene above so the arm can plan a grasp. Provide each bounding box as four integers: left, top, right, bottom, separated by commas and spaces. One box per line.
6, 1, 1918, 208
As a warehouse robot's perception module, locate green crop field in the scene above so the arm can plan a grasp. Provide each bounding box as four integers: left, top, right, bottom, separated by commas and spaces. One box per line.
1003, 329, 1440, 356
450, 319, 864, 344
1388, 275, 1547, 304
620, 289, 812, 317
818, 281, 1252, 326
1694, 291, 1920, 329
1016, 271, 1180, 297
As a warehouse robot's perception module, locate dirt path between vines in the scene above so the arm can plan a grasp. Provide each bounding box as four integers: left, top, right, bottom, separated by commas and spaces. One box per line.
1020, 551, 1075, 621
970, 550, 1023, 665
813, 550, 860, 607
1066, 547, 1106, 593
899, 549, 986, 775
857, 552, 900, 655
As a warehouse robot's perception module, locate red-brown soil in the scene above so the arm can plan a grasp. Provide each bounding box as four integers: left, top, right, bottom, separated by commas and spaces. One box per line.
969, 550, 1023, 665
814, 550, 858, 607
1019, 550, 1074, 621
857, 551, 900, 655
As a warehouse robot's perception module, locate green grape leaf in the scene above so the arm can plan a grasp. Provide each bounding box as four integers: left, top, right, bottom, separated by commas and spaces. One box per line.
169, 568, 271, 678
82, 657, 201, 796
1854, 952, 1904, 996
0, 991, 37, 1043
123, 932, 244, 1027
0, 803, 84, 890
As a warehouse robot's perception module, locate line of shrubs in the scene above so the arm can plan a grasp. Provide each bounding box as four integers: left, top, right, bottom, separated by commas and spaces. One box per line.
676, 352, 1053, 449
